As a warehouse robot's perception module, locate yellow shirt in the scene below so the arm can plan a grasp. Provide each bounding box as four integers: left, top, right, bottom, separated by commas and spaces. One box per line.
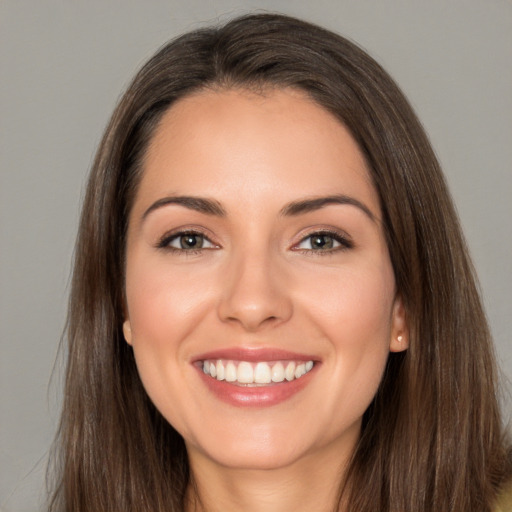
495, 483, 512, 512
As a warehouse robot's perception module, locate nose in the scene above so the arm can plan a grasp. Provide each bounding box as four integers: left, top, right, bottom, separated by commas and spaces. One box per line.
217, 249, 293, 332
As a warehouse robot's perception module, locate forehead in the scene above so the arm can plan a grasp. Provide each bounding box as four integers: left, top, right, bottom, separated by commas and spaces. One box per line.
135, 87, 379, 218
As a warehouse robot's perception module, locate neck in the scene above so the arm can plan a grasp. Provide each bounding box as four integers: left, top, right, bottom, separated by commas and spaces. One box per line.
185, 437, 356, 512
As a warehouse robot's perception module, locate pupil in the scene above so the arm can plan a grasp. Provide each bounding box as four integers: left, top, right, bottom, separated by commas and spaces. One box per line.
312, 235, 333, 249
181, 234, 202, 249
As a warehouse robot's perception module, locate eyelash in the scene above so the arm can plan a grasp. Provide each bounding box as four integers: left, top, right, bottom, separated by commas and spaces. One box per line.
292, 229, 353, 255
157, 229, 216, 255
156, 229, 353, 255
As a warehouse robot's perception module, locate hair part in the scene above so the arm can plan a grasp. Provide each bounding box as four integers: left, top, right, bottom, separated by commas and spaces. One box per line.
48, 13, 511, 512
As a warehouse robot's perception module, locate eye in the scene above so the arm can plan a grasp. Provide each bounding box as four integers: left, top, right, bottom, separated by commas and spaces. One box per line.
159, 231, 216, 251
295, 231, 352, 252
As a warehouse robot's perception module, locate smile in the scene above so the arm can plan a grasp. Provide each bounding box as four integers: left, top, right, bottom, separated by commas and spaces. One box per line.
201, 359, 315, 385
194, 349, 319, 406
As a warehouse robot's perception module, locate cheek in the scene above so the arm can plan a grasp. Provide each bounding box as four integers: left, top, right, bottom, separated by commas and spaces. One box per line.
296, 259, 395, 405
123, 253, 216, 409
125, 253, 214, 345
300, 259, 395, 345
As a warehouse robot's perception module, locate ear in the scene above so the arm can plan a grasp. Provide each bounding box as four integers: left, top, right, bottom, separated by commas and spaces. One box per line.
122, 319, 133, 345
389, 294, 409, 353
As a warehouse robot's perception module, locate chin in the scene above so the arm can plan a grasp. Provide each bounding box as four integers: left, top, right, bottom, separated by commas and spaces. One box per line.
184, 420, 316, 471
197, 442, 309, 471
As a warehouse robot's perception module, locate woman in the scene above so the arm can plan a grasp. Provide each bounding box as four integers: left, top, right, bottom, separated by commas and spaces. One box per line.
48, 13, 512, 511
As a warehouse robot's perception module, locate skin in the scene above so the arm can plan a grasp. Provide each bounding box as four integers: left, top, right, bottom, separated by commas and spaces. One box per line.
123, 88, 408, 512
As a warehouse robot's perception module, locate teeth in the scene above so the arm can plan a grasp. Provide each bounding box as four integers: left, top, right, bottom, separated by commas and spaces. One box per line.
254, 362, 272, 384
237, 362, 254, 383
295, 363, 306, 378
216, 360, 225, 381
225, 362, 237, 382
271, 362, 285, 382
201, 359, 315, 385
285, 362, 295, 381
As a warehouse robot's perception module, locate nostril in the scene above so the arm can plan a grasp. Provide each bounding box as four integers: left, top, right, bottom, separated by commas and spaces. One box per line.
216, 261, 294, 330
223, 313, 280, 331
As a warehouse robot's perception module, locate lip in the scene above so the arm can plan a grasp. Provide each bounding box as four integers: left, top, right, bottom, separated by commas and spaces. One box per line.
193, 347, 318, 363
192, 347, 320, 407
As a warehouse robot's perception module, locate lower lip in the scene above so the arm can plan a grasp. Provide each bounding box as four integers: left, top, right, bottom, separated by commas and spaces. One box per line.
195, 365, 317, 407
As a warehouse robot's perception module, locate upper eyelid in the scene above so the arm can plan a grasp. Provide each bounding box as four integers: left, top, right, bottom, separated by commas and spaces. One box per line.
293, 227, 352, 244
157, 227, 219, 248
290, 229, 354, 252
155, 226, 352, 249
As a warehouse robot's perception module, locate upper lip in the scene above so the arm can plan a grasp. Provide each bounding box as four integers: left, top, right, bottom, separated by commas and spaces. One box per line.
193, 347, 319, 363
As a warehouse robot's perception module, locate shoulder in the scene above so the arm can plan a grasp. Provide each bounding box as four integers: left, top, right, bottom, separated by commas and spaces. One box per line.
495, 481, 512, 512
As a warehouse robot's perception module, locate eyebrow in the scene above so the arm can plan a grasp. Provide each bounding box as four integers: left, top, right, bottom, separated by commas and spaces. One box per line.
142, 196, 227, 220
141, 193, 376, 222
279, 194, 376, 222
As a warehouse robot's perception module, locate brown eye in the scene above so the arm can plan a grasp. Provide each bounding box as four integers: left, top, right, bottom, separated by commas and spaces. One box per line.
295, 231, 352, 252
160, 231, 216, 251
178, 233, 205, 249
310, 234, 334, 250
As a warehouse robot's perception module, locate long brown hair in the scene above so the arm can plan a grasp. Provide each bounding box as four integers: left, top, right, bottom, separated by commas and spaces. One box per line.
48, 13, 511, 511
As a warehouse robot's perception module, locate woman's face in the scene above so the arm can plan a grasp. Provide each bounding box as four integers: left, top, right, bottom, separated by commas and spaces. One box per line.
123, 88, 407, 471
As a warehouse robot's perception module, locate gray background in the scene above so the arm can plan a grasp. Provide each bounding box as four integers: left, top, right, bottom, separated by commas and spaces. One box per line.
1, 1, 511, 510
